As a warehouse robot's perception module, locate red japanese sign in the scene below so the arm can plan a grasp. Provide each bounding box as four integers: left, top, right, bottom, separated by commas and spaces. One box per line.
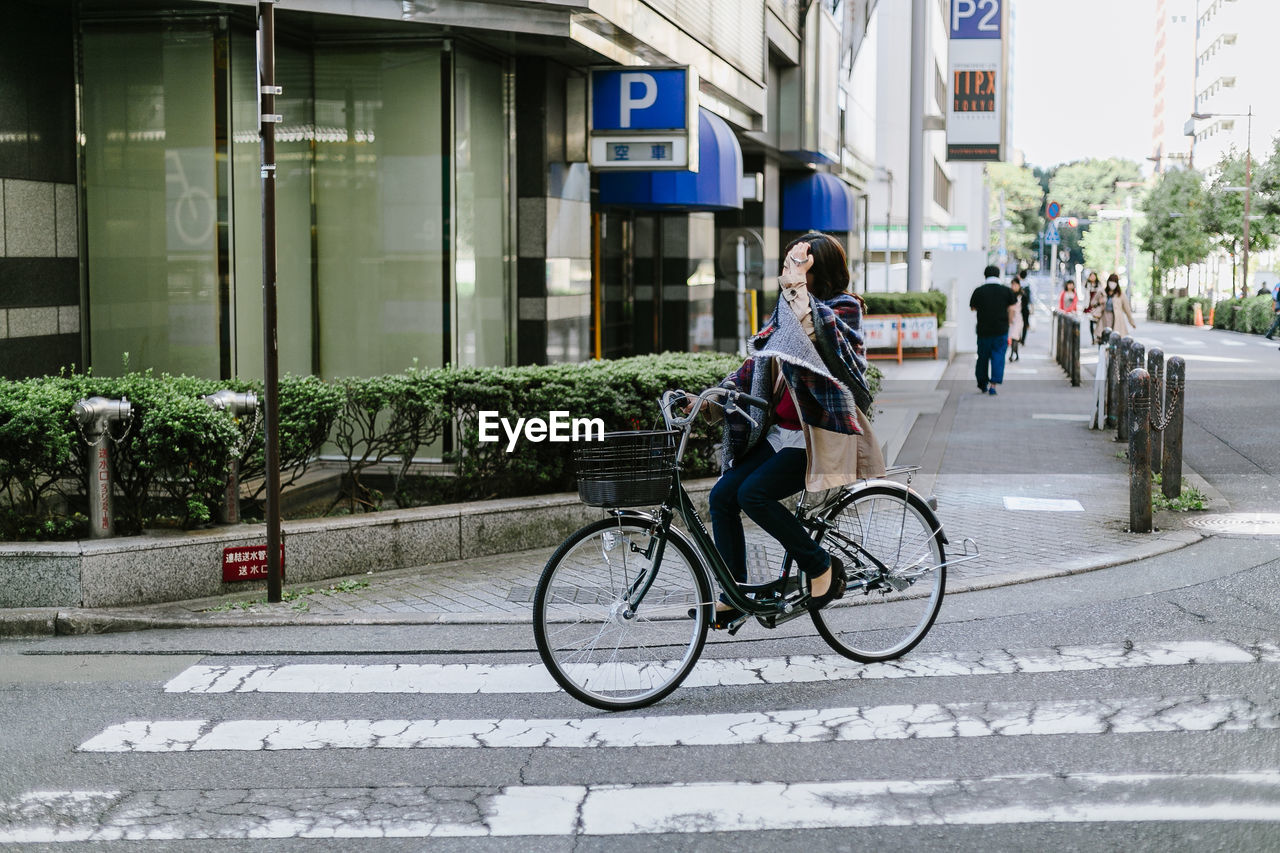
222, 544, 285, 582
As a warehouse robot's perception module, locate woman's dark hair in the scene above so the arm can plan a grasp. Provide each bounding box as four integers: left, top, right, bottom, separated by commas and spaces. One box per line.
1104, 275, 1121, 294
1107, 272, 1120, 284
783, 231, 849, 300
1065, 280, 1076, 289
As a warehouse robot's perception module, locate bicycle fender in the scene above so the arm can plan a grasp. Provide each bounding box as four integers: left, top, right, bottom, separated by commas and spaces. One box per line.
607, 510, 711, 571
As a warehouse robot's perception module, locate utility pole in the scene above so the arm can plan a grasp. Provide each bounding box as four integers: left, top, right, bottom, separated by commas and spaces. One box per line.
258, 0, 283, 603
886, 170, 893, 292
1242, 107, 1252, 298
906, 0, 926, 292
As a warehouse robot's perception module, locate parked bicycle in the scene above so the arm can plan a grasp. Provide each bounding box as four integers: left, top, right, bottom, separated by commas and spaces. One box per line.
532, 386, 978, 711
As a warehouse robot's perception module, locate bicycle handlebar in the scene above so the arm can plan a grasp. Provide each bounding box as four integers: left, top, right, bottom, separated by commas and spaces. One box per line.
661, 385, 769, 430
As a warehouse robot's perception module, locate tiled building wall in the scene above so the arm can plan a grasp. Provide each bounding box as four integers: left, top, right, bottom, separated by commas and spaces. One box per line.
0, 1, 80, 379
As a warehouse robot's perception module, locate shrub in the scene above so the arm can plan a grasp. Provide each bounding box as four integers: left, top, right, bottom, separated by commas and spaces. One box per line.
0, 351, 884, 539
1244, 295, 1273, 333
861, 291, 948, 324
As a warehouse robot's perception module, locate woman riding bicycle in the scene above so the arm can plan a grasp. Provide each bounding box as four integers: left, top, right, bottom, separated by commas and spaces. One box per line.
705, 231, 883, 628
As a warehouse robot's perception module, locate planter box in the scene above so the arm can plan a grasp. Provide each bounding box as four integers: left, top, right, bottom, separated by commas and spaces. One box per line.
0, 480, 716, 609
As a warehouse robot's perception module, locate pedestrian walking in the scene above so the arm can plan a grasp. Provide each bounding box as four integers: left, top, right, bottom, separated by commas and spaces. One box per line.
703, 232, 880, 628
1098, 273, 1137, 339
970, 264, 1017, 395
1084, 272, 1103, 342
1263, 282, 1280, 347
1059, 279, 1079, 313
1008, 277, 1026, 362
1018, 275, 1032, 344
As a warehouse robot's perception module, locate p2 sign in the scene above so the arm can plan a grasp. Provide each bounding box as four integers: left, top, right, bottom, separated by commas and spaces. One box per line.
951, 0, 1001, 39
588, 66, 698, 170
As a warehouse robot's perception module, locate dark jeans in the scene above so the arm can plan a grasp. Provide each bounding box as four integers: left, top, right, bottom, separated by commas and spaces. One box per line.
709, 440, 829, 586
975, 334, 1008, 389
1266, 311, 1280, 338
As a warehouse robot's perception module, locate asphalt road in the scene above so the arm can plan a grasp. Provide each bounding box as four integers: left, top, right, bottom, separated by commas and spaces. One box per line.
2, 533, 1278, 851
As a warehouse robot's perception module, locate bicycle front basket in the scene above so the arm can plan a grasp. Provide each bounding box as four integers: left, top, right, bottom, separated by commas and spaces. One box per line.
573, 430, 678, 508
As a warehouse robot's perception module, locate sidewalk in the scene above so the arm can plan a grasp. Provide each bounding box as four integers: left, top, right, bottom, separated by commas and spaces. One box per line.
1, 328, 1216, 636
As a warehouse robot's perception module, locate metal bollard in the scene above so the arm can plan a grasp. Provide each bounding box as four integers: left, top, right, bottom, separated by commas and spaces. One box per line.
1146, 348, 1164, 476
1116, 336, 1134, 441
1128, 368, 1152, 533
1104, 330, 1119, 427
1161, 356, 1186, 499
202, 390, 258, 524
1069, 317, 1081, 387
73, 396, 132, 539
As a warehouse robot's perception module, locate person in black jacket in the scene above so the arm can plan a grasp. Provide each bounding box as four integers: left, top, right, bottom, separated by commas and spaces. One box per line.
1018, 276, 1032, 344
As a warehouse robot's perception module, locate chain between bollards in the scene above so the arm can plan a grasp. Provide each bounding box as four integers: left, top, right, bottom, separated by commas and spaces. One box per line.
1161, 356, 1186, 499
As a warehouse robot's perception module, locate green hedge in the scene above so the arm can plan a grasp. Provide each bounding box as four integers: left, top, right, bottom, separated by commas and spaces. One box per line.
0, 373, 340, 539
0, 353, 885, 540
861, 291, 948, 324
1211, 295, 1273, 333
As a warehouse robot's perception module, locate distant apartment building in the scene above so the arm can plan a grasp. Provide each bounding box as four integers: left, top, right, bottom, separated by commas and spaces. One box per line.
1188, 0, 1280, 172
864, 0, 992, 293
1151, 0, 1194, 172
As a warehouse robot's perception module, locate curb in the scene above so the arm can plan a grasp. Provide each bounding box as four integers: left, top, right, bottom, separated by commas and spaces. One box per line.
1, 529, 1209, 638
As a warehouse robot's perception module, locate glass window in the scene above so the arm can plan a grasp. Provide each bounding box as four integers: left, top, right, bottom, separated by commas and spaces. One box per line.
314, 44, 445, 378
230, 33, 315, 379
454, 50, 510, 367
83, 27, 220, 376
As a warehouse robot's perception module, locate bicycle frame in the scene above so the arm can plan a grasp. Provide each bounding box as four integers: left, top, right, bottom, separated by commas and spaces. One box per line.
614, 388, 970, 628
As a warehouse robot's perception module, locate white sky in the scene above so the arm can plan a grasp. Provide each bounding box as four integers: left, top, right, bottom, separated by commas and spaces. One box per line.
1010, 0, 1156, 171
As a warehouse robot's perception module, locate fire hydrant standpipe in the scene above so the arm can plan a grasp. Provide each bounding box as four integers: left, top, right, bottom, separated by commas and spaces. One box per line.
202, 390, 259, 524
73, 397, 132, 539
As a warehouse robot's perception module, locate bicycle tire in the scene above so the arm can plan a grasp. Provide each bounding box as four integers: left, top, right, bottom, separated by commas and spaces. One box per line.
533, 515, 712, 711
810, 484, 946, 663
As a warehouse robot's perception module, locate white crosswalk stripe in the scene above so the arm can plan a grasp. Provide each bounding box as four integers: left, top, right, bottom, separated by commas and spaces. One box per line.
10, 636, 1280, 842
3, 772, 1279, 841
161, 639, 1280, 694
78, 693, 1280, 753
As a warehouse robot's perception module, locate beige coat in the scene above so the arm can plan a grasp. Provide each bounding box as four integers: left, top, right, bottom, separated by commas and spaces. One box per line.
1100, 291, 1138, 338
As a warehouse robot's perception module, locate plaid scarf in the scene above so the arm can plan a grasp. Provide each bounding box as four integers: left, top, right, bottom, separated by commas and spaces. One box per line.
721, 292, 871, 470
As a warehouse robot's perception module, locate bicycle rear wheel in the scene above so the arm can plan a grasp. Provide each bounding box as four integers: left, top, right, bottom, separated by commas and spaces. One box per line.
811, 484, 946, 662
533, 516, 711, 711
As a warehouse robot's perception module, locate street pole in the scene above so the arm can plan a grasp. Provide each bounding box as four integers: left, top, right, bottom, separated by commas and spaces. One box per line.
999, 190, 1007, 273
1241, 107, 1252, 298
906, 0, 925, 292
259, 0, 283, 603
885, 170, 892, 292
1123, 196, 1134, 304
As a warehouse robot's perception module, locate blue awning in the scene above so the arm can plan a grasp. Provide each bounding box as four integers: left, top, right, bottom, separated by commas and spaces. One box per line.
781, 172, 855, 232
597, 108, 743, 211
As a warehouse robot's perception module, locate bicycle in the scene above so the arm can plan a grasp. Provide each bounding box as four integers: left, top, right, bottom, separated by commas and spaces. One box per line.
532, 385, 979, 711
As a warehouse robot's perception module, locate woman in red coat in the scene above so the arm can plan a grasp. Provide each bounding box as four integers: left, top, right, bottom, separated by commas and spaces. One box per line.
1059, 279, 1079, 313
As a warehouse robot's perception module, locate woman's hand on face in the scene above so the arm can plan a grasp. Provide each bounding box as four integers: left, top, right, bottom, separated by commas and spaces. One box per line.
780, 242, 814, 285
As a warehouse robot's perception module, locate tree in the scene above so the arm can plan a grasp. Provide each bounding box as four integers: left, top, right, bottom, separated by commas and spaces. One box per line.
1137, 168, 1211, 295
1203, 149, 1277, 295
985, 162, 1044, 266
1046, 158, 1144, 270
1047, 158, 1144, 219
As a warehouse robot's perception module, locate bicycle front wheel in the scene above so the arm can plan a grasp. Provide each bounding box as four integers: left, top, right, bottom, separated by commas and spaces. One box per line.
811, 484, 946, 662
533, 516, 712, 711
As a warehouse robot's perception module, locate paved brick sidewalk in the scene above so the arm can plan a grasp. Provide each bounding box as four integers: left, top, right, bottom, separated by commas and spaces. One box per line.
7, 328, 1211, 635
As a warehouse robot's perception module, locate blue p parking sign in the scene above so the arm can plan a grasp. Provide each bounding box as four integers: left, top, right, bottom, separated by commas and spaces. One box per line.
589, 66, 698, 170
591, 68, 689, 131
